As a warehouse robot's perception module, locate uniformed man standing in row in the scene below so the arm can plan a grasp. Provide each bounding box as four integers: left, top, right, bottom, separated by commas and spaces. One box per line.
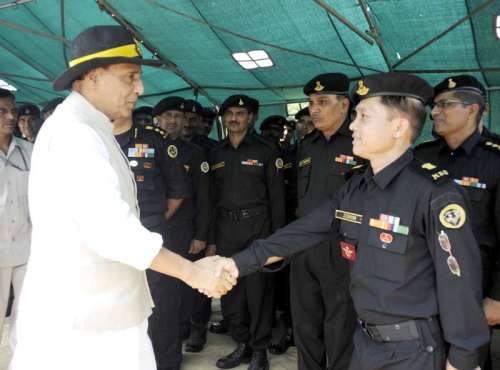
220, 72, 489, 370
210, 95, 286, 370
414, 75, 500, 369
153, 97, 212, 345
294, 107, 314, 141
182, 99, 218, 151
291, 73, 359, 370
113, 106, 190, 370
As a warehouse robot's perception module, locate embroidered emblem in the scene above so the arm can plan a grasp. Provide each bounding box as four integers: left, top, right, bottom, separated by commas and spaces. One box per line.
275, 158, 284, 169
421, 162, 436, 170
200, 161, 209, 173
379, 232, 393, 244
340, 241, 356, 262
439, 204, 465, 229
167, 145, 178, 159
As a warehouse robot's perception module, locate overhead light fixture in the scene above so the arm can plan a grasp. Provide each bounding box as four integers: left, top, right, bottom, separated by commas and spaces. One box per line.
232, 50, 274, 70
0, 79, 17, 91
496, 15, 500, 40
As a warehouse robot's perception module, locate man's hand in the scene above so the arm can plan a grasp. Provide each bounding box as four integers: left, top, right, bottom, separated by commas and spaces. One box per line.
205, 244, 216, 257
484, 297, 500, 325
213, 256, 239, 280
188, 239, 207, 255
185, 256, 238, 298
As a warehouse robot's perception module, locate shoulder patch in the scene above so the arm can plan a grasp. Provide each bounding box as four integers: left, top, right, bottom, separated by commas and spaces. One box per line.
275, 158, 284, 169
482, 139, 500, 155
200, 161, 210, 173
411, 160, 450, 184
167, 144, 178, 159
145, 125, 167, 139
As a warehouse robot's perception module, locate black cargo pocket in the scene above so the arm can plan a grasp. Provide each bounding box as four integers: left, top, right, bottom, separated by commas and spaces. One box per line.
297, 165, 311, 198
366, 227, 408, 283
339, 221, 361, 263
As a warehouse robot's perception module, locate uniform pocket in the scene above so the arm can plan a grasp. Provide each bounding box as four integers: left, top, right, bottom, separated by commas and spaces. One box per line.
297, 165, 311, 198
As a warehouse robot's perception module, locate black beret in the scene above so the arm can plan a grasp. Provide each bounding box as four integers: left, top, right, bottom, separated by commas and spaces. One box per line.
41, 97, 64, 115
153, 96, 185, 116
351, 72, 433, 105
183, 99, 203, 115
219, 94, 259, 116
133, 106, 153, 116
260, 115, 288, 131
295, 107, 310, 120
433, 75, 486, 98
202, 106, 217, 119
303, 73, 350, 96
18, 103, 40, 117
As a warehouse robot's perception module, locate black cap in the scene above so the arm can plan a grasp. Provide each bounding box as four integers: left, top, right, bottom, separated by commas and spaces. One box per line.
153, 97, 185, 116
433, 75, 486, 98
183, 99, 203, 115
202, 106, 217, 119
260, 115, 288, 131
303, 73, 350, 96
53, 25, 163, 91
219, 94, 259, 116
295, 107, 310, 120
351, 72, 433, 105
133, 106, 153, 116
18, 103, 40, 117
41, 97, 64, 115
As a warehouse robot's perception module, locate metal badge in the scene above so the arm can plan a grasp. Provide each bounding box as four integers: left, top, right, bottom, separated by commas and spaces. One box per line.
439, 204, 466, 229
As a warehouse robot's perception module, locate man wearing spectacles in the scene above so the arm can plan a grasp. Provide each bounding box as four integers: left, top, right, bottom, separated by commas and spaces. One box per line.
415, 75, 500, 368
0, 88, 33, 349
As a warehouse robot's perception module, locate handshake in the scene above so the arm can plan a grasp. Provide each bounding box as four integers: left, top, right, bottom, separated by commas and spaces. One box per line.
186, 256, 240, 298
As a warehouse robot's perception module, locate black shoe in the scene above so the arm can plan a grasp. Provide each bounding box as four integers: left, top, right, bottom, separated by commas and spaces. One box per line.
248, 350, 269, 370
184, 325, 207, 353
216, 343, 252, 369
209, 319, 228, 334
268, 333, 293, 355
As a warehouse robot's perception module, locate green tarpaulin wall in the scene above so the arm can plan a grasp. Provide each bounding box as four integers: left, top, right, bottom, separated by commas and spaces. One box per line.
0, 0, 499, 141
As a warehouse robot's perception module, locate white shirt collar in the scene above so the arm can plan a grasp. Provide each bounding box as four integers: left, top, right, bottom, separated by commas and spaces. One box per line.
66, 91, 113, 134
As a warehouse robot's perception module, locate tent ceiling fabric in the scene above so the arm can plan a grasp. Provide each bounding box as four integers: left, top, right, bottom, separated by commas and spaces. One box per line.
0, 0, 499, 134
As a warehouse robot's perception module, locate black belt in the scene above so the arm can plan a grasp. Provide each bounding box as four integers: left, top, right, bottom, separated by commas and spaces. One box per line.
359, 317, 436, 342
218, 205, 268, 222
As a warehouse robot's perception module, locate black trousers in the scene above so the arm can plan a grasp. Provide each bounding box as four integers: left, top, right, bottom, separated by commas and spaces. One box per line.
290, 239, 356, 370
143, 218, 183, 370
217, 214, 274, 350
272, 264, 292, 331
164, 220, 195, 338
348, 319, 446, 370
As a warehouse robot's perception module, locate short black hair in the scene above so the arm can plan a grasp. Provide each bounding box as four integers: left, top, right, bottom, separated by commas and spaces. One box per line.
380, 96, 427, 143
0, 88, 15, 100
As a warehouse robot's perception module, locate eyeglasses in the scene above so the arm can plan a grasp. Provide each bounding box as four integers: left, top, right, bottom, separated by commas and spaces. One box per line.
0, 108, 18, 116
430, 100, 471, 110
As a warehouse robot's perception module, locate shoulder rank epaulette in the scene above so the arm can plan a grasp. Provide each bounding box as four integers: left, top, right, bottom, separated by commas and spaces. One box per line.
411, 160, 450, 184
144, 125, 167, 139
481, 139, 500, 156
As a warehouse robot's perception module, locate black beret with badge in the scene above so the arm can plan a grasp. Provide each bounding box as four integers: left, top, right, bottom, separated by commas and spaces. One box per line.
202, 106, 217, 119
351, 72, 433, 105
303, 73, 350, 96
219, 94, 259, 116
260, 115, 288, 131
152, 96, 185, 116
53, 25, 163, 91
433, 75, 486, 99
183, 99, 203, 115
18, 103, 40, 117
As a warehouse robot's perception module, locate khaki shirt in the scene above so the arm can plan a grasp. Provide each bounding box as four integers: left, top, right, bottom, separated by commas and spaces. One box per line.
0, 137, 32, 267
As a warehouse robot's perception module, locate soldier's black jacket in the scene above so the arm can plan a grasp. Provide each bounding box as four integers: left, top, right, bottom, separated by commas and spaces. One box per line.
281, 143, 297, 223
191, 134, 218, 152
232, 149, 488, 369
209, 130, 286, 232
166, 137, 211, 242
115, 124, 189, 219
415, 130, 500, 298
297, 119, 360, 217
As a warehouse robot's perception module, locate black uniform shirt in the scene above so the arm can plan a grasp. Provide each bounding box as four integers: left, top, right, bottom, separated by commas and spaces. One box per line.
192, 134, 218, 152
166, 137, 211, 242
209, 130, 286, 231
232, 149, 488, 369
115, 124, 189, 218
415, 131, 500, 297
297, 119, 360, 217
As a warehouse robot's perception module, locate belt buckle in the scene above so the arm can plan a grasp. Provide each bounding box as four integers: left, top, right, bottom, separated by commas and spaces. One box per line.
359, 320, 375, 341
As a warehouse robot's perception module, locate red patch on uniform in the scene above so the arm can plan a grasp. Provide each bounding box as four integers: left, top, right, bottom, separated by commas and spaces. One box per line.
340, 241, 357, 262
379, 232, 393, 244
143, 162, 152, 169
136, 175, 144, 182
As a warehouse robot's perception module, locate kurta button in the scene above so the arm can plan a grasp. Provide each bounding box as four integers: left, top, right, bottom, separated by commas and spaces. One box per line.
426, 346, 434, 352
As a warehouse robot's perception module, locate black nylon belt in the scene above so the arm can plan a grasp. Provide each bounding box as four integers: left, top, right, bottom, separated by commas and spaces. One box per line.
359, 317, 436, 342
218, 205, 268, 222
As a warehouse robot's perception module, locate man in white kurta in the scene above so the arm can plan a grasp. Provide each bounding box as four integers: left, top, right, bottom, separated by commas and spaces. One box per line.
0, 88, 32, 347
10, 25, 236, 370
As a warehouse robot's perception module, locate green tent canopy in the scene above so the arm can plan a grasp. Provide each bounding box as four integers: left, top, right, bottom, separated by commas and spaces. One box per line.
0, 0, 499, 140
